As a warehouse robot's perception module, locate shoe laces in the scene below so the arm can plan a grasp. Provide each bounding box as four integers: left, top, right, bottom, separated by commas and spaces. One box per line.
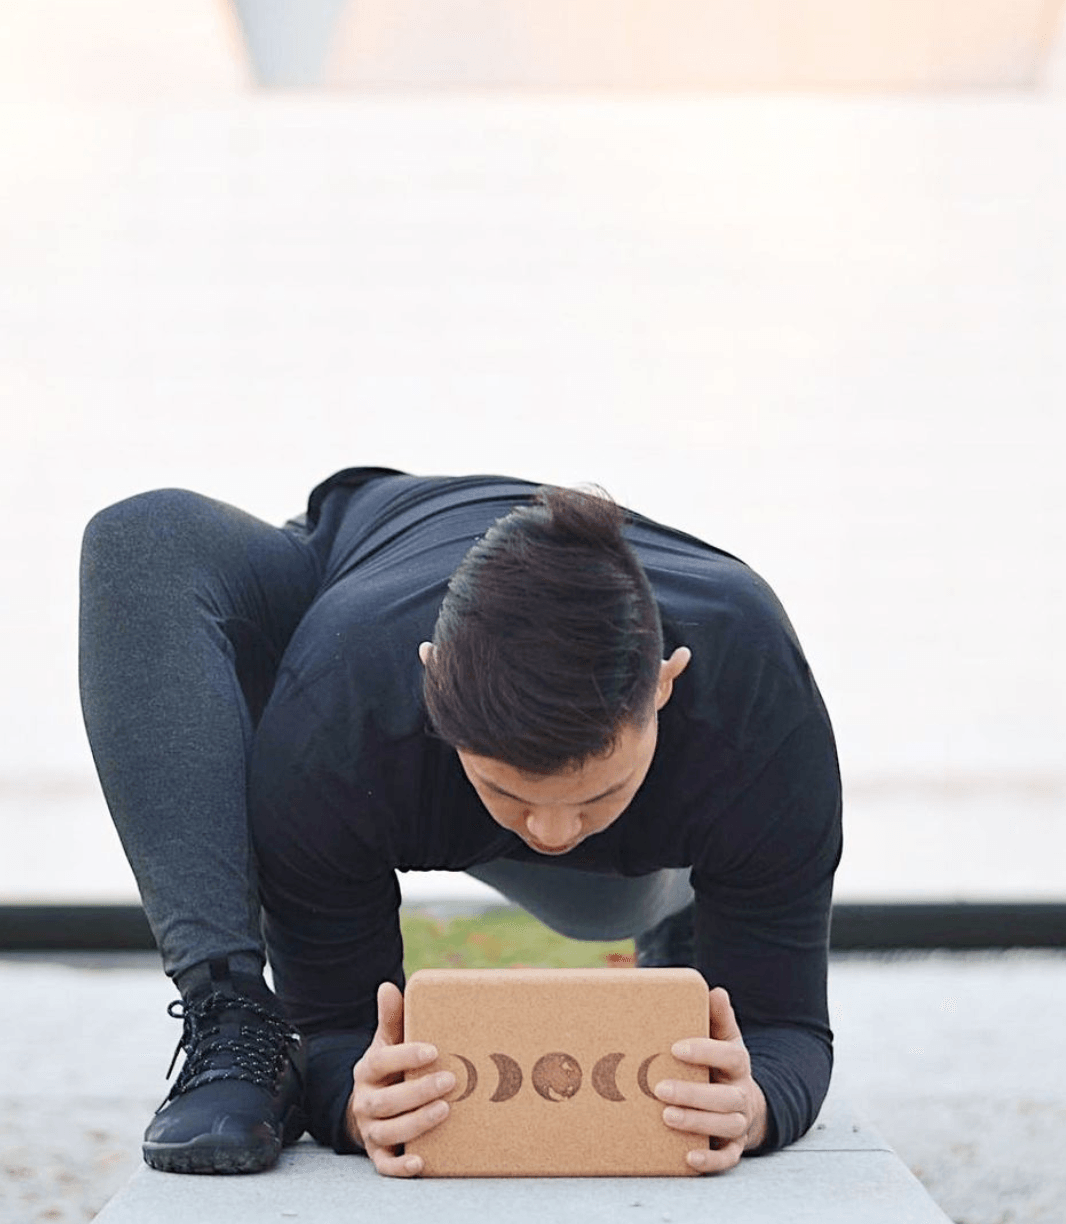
164, 991, 301, 1097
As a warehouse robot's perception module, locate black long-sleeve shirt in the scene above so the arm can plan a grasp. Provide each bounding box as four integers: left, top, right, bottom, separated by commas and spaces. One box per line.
247, 469, 842, 1157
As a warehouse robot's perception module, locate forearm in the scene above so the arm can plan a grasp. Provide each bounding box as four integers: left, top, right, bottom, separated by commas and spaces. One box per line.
744, 1025, 833, 1152
305, 1030, 375, 1153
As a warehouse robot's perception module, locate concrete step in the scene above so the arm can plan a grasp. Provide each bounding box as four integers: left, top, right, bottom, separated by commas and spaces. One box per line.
93, 1096, 950, 1223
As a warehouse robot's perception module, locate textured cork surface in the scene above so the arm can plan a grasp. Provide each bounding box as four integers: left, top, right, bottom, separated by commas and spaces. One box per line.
403, 967, 709, 1177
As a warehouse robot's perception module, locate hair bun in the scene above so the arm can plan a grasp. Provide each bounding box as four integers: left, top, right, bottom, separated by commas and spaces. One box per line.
532, 486, 626, 550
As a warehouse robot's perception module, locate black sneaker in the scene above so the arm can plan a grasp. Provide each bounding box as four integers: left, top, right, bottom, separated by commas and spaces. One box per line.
143, 965, 307, 1175
635, 902, 696, 968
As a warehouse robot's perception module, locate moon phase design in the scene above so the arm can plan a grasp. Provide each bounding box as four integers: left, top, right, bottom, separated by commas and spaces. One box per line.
442, 1050, 669, 1103
531, 1052, 583, 1102
591, 1052, 626, 1102
451, 1054, 478, 1102
489, 1053, 523, 1102
636, 1053, 662, 1100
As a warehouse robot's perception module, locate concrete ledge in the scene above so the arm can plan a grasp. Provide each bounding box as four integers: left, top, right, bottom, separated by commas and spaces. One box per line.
93, 1098, 950, 1223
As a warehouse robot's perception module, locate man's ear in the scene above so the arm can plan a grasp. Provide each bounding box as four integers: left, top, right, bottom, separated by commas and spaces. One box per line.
655, 646, 691, 712
418, 641, 434, 667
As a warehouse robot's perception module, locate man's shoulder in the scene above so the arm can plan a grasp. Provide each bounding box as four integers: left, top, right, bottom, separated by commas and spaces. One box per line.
629, 519, 800, 658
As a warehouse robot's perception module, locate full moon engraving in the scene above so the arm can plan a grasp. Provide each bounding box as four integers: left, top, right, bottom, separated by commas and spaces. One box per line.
488, 1053, 523, 1102
591, 1052, 626, 1102
637, 1053, 661, 1100
531, 1052, 583, 1102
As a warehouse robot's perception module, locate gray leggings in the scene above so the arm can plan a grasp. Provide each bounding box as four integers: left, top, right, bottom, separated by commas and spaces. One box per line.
79, 487, 691, 984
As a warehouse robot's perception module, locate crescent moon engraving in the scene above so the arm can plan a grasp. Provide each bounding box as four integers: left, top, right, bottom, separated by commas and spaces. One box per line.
591, 1052, 626, 1102
637, 1053, 662, 1099
451, 1054, 478, 1102
531, 1052, 583, 1102
489, 1053, 523, 1102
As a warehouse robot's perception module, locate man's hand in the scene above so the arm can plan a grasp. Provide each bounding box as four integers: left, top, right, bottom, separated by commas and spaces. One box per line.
345, 981, 455, 1177
653, 986, 768, 1174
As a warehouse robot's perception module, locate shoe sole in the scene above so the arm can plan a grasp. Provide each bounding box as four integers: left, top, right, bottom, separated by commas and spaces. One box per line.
143, 1133, 282, 1175
143, 1105, 307, 1175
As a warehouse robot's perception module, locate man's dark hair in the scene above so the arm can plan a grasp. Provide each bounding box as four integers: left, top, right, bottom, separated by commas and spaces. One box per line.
422, 486, 664, 774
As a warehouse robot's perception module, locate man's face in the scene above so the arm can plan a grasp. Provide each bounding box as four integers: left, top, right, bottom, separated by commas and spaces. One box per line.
456, 715, 659, 856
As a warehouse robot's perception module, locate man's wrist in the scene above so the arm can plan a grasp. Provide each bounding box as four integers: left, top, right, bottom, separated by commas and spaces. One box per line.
744, 1078, 769, 1152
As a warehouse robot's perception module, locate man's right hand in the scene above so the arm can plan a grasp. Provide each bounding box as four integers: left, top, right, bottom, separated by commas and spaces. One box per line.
345, 981, 455, 1177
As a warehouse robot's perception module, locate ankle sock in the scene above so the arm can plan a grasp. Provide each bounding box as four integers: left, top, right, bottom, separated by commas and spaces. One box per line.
175, 956, 276, 1008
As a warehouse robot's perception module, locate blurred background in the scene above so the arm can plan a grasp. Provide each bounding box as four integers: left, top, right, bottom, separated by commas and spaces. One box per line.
1, 0, 1063, 909
1, 2, 1065, 1221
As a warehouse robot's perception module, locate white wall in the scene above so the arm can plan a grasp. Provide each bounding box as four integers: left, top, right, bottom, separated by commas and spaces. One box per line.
1, 6, 1063, 902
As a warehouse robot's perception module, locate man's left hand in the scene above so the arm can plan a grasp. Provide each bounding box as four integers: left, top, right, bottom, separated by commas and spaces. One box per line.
653, 986, 768, 1173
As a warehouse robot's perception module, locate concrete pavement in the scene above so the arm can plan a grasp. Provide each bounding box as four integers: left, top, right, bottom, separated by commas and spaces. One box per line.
93, 1104, 949, 1224
2, 944, 1065, 1223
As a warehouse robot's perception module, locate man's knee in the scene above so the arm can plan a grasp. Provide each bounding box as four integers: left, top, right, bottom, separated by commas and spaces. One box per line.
81, 489, 211, 575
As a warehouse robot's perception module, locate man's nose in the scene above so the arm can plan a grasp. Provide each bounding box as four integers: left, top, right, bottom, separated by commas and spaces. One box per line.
524, 809, 581, 848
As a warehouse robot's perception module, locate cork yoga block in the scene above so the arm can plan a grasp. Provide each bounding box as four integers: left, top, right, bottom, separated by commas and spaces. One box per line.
404, 967, 709, 1177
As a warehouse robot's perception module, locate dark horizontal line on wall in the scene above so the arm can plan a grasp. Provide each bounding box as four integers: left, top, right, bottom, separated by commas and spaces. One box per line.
2, 903, 1066, 953
0, 904, 156, 951
828, 903, 1066, 950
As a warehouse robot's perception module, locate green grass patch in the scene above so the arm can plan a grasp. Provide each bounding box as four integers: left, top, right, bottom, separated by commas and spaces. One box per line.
400, 906, 635, 976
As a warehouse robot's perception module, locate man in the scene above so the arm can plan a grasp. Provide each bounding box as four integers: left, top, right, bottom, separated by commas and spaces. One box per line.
79, 466, 841, 1178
